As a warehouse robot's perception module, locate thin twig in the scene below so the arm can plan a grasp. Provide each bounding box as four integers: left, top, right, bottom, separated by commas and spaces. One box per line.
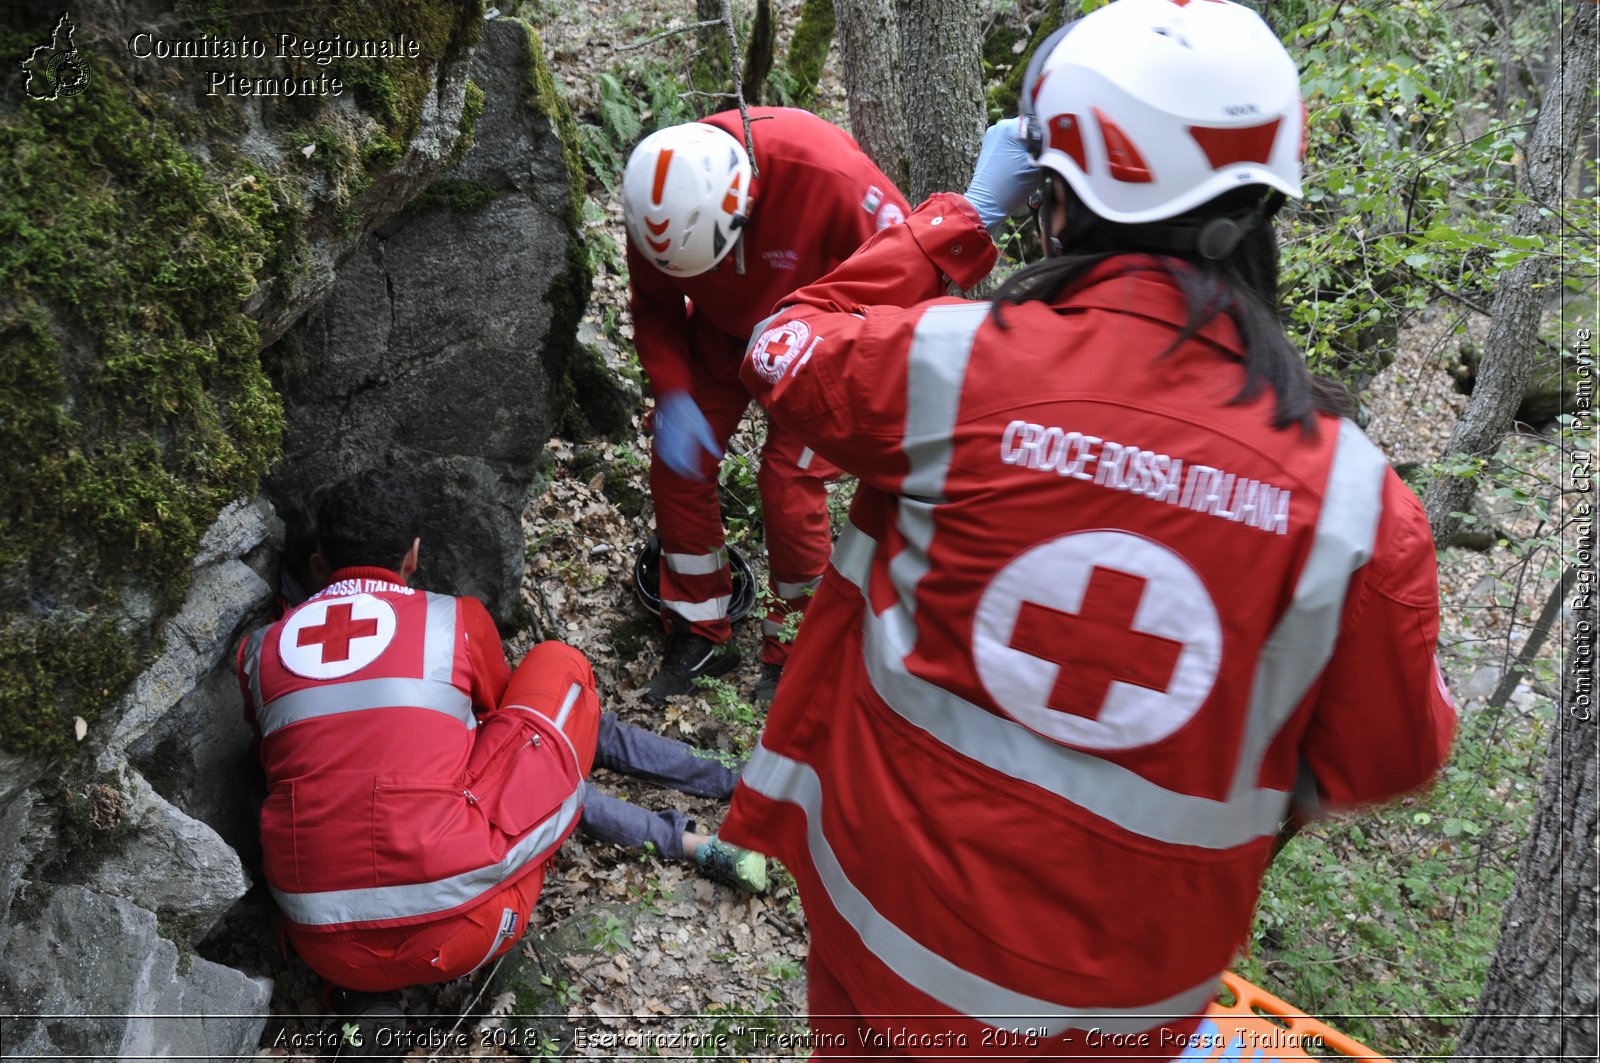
719, 0, 759, 180
620, 19, 726, 52
425, 953, 508, 1063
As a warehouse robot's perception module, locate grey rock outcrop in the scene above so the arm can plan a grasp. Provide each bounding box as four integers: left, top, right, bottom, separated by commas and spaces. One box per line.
265, 17, 600, 622
1, 886, 272, 1063
0, 495, 282, 1060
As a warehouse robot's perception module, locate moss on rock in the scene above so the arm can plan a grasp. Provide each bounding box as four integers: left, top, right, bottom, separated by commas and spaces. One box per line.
0, 4, 483, 761
0, 40, 285, 758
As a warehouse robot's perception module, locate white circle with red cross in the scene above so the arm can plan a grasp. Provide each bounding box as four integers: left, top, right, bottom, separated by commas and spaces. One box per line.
278, 593, 398, 680
973, 530, 1222, 751
749, 319, 811, 384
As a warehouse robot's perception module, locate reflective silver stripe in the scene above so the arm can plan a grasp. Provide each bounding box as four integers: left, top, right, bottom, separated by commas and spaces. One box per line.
892, 303, 988, 617
662, 595, 732, 622
1229, 419, 1387, 799
663, 547, 728, 576
832, 520, 875, 588
741, 745, 1219, 1035
762, 619, 788, 638
859, 579, 1290, 847
257, 678, 475, 738
272, 782, 585, 926
553, 682, 582, 728
774, 576, 821, 600
836, 521, 1288, 847
422, 593, 458, 685
798, 447, 816, 471
901, 302, 988, 500
241, 627, 269, 715
465, 907, 519, 976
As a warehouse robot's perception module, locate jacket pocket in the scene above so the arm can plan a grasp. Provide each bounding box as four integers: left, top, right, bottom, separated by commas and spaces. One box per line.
259, 783, 298, 892
371, 775, 484, 886
467, 712, 581, 839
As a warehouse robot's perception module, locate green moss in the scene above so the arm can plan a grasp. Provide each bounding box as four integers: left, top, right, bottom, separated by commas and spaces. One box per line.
785, 0, 836, 106
448, 79, 487, 167
505, 19, 595, 440
991, 0, 1065, 121
409, 178, 501, 213
0, 35, 285, 758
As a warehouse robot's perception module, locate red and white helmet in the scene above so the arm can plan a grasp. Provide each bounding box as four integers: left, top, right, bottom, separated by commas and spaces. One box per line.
622, 122, 752, 277
1025, 0, 1303, 225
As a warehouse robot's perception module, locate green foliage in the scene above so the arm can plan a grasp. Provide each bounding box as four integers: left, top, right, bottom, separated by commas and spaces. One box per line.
588, 911, 632, 953
0, 43, 288, 757
578, 65, 697, 192
693, 675, 764, 752
1269, 1, 1554, 388
784, 0, 836, 107
1238, 705, 1546, 1058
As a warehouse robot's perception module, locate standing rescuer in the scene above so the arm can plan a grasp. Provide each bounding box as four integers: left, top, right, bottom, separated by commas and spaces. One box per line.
621, 107, 910, 706
719, 0, 1457, 1056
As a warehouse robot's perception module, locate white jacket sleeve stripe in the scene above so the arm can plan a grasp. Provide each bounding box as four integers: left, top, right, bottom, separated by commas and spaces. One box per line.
1228, 419, 1388, 800
271, 783, 585, 926
741, 744, 1221, 1034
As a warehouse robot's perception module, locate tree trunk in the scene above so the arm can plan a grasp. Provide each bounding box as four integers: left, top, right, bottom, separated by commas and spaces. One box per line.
899, 0, 987, 203
742, 0, 775, 104
1453, 530, 1597, 1059
692, 0, 732, 100
1423, 2, 1597, 545
832, 0, 909, 190
786, 0, 836, 106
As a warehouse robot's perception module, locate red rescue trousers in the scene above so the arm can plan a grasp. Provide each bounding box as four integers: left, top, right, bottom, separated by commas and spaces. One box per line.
650, 313, 838, 665
290, 642, 599, 992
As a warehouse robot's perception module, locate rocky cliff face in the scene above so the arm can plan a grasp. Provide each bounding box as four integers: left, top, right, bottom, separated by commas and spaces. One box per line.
0, 5, 603, 1057
264, 17, 602, 622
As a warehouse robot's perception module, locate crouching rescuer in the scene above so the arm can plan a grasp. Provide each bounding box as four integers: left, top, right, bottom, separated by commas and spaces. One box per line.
235, 469, 599, 1020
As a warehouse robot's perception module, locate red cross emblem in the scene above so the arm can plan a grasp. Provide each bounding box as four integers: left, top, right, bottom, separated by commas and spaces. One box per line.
751, 319, 812, 384
278, 593, 398, 680
1009, 568, 1184, 720
973, 530, 1222, 751
296, 602, 380, 664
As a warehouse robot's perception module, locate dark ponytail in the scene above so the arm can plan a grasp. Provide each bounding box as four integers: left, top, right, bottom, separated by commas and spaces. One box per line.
992, 185, 1351, 433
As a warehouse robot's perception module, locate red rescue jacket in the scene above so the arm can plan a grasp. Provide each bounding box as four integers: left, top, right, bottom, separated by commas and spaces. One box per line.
723, 196, 1456, 1055
237, 567, 584, 934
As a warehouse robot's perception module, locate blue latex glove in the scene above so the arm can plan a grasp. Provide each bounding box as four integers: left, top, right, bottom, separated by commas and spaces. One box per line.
654, 390, 723, 481
963, 118, 1040, 235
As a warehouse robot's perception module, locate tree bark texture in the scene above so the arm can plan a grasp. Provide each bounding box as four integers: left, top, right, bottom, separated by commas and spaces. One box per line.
832, 0, 909, 190
899, 0, 988, 203
786, 0, 836, 106
1453, 530, 1597, 1060
692, 0, 732, 99
742, 0, 775, 104
1423, 2, 1597, 546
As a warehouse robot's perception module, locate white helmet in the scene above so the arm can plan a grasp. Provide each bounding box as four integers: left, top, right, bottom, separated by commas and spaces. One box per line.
622, 122, 753, 278
1024, 0, 1303, 225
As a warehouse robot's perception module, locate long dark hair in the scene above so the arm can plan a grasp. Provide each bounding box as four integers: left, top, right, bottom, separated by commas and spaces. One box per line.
992, 181, 1351, 433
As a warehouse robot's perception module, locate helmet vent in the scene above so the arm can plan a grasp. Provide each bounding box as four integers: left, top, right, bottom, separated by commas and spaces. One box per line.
1092, 108, 1154, 184
1188, 119, 1282, 169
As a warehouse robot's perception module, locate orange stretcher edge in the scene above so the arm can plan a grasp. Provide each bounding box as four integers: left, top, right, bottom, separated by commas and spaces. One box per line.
1183, 971, 1393, 1062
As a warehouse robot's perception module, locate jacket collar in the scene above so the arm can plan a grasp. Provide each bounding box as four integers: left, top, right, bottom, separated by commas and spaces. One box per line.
314, 566, 409, 597
1050, 254, 1245, 353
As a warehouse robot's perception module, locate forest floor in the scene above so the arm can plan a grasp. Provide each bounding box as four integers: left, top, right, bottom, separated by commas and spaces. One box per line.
253, 0, 1570, 1058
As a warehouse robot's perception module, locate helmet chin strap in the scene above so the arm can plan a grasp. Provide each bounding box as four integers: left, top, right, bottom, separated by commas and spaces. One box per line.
1041, 180, 1283, 262
731, 212, 749, 275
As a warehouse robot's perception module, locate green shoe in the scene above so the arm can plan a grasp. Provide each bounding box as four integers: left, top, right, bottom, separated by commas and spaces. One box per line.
696, 835, 768, 894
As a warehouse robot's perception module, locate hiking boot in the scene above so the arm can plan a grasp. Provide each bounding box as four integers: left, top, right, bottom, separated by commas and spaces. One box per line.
754, 663, 783, 706
334, 991, 405, 1061
645, 632, 738, 704
696, 834, 769, 894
